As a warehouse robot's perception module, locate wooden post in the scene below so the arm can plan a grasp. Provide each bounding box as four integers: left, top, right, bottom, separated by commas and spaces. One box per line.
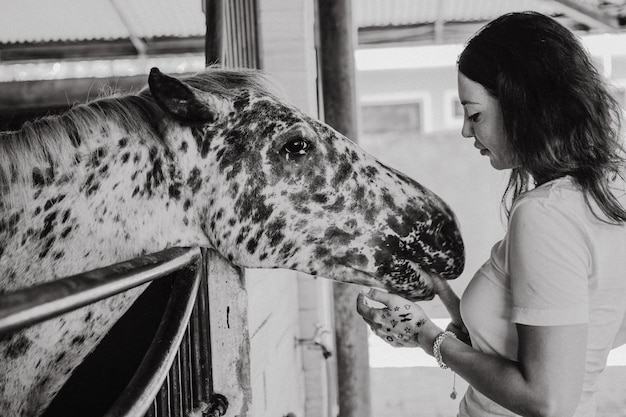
206, 250, 252, 417
317, 1, 372, 416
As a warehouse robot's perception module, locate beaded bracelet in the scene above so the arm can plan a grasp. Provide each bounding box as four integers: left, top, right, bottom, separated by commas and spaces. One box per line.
433, 331, 457, 370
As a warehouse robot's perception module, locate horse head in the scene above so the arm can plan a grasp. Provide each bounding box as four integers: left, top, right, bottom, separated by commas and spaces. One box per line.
149, 67, 464, 300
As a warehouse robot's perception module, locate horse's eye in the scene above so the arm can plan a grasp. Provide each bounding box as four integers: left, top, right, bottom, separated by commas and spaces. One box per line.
282, 138, 311, 161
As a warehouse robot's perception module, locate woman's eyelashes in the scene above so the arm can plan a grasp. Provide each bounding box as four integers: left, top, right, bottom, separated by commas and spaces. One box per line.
468, 112, 481, 122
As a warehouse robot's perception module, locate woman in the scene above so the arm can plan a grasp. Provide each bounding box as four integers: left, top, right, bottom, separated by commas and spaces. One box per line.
357, 11, 626, 417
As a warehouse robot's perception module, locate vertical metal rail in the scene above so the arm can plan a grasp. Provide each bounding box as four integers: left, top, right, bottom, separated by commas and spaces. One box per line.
317, 0, 373, 416
205, 0, 224, 65
206, 0, 259, 69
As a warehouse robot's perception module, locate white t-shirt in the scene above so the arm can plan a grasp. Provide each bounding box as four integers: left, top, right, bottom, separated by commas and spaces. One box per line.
459, 176, 626, 417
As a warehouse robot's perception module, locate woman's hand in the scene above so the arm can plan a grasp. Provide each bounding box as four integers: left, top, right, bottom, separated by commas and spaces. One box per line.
356, 289, 442, 352
429, 271, 471, 345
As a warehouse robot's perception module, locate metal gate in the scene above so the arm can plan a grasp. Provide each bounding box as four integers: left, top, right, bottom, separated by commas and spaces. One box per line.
0, 247, 229, 417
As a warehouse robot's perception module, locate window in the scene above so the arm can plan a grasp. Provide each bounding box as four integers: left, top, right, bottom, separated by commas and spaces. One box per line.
358, 92, 432, 146
361, 102, 422, 135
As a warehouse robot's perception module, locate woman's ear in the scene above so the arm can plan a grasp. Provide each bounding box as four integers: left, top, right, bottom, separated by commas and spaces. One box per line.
148, 67, 223, 123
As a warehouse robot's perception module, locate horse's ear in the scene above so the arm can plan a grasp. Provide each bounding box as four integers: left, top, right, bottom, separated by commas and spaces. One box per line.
148, 67, 220, 123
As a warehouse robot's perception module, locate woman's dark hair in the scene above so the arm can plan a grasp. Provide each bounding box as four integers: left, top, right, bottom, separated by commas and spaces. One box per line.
458, 11, 626, 223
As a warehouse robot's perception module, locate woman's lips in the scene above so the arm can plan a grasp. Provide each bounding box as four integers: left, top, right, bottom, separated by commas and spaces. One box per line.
474, 142, 488, 155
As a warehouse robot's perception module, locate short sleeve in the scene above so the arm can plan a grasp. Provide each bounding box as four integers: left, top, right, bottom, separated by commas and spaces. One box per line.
508, 197, 591, 326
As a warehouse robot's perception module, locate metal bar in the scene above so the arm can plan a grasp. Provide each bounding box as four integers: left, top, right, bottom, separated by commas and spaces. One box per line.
317, 0, 372, 416
189, 295, 204, 408
246, 0, 259, 68
143, 402, 156, 417
110, 0, 148, 56
233, 0, 243, 66
198, 249, 214, 398
156, 376, 170, 416
169, 353, 183, 417
225, 0, 236, 67
179, 328, 192, 415
205, 0, 224, 65
0, 247, 202, 337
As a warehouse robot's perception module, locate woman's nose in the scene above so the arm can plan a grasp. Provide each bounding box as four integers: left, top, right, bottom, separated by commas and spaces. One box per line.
461, 119, 473, 138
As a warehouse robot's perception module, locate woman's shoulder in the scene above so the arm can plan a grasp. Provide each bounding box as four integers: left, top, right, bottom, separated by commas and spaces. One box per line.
513, 174, 626, 225
513, 176, 583, 214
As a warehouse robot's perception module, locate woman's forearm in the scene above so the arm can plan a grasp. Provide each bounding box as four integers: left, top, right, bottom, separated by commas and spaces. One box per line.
430, 328, 580, 417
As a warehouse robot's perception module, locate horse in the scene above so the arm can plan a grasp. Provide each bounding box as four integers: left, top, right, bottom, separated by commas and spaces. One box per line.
0, 66, 464, 416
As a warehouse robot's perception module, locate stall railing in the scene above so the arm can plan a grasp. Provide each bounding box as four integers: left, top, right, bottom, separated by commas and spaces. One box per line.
0, 247, 228, 417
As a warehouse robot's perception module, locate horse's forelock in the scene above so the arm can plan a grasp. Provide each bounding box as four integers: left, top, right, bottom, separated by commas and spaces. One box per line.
182, 67, 284, 101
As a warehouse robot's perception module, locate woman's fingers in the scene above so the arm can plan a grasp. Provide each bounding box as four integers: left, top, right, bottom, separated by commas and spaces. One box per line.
363, 288, 393, 305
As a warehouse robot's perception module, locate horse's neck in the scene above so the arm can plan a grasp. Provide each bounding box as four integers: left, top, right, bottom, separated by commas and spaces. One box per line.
0, 121, 210, 289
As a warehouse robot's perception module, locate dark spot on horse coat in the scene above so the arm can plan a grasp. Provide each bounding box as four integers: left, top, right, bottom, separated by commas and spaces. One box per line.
187, 167, 202, 194
324, 195, 346, 212
0, 212, 20, 237
309, 175, 326, 193
190, 127, 209, 157
168, 184, 181, 200
216, 129, 250, 179
71, 335, 86, 346
82, 173, 99, 196
89, 147, 108, 167
39, 237, 56, 258
38, 376, 50, 389
44, 195, 66, 211
246, 237, 258, 254
324, 226, 353, 245
121, 152, 130, 164
31, 167, 55, 188
144, 155, 165, 195
362, 165, 379, 179
267, 218, 286, 247
40, 211, 57, 239
332, 159, 353, 187
60, 226, 72, 239
334, 249, 368, 268
4, 335, 32, 359
32, 169, 45, 187
233, 93, 250, 112
61, 209, 71, 223
237, 189, 272, 224
118, 137, 129, 148
312, 193, 328, 204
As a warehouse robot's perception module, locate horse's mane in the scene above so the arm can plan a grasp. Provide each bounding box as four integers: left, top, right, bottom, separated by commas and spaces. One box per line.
0, 67, 277, 202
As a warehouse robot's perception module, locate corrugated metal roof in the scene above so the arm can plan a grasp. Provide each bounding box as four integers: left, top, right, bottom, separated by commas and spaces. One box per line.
0, 0, 205, 44
354, 0, 560, 27
0, 0, 622, 46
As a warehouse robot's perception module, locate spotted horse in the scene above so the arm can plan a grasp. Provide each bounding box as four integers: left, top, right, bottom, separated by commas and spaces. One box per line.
0, 67, 464, 416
